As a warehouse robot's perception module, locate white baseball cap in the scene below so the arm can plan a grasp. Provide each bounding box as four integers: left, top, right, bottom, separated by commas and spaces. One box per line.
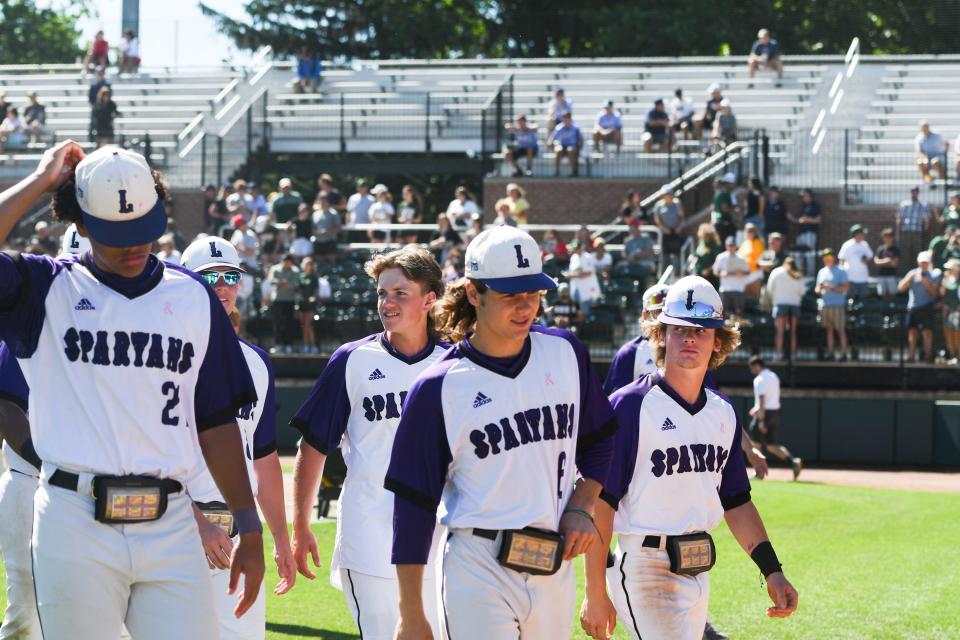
721, 171, 737, 184
659, 275, 724, 328
707, 83, 721, 94
465, 226, 557, 293
60, 223, 91, 255
74, 146, 166, 248
642, 283, 670, 312
181, 236, 245, 273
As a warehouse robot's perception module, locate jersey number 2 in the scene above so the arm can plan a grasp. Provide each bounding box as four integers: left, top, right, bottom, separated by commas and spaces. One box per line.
161, 382, 180, 426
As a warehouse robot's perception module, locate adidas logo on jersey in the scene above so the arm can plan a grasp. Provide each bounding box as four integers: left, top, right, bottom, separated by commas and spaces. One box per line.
74, 298, 96, 311
661, 417, 677, 431
368, 368, 386, 380
473, 392, 492, 408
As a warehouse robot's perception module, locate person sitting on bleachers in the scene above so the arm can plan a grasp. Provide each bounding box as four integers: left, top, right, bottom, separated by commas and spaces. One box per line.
669, 88, 696, 141
710, 99, 737, 151
546, 283, 583, 331
747, 28, 784, 84
643, 98, 672, 153
621, 190, 650, 228
23, 93, 46, 144
445, 185, 480, 230
839, 224, 874, 301
503, 114, 538, 177
915, 120, 947, 184
118, 29, 141, 75
295, 47, 322, 93
493, 200, 518, 227
155, 234, 182, 265
761, 185, 791, 242
545, 88, 573, 130
347, 179, 375, 229
230, 213, 260, 273
692, 223, 723, 287
396, 184, 424, 244
83, 30, 110, 72
758, 232, 787, 284
0, 107, 25, 152
592, 100, 623, 155
695, 84, 724, 140
548, 112, 583, 176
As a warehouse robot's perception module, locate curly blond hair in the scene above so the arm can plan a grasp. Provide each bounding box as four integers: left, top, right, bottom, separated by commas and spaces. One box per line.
641, 320, 741, 370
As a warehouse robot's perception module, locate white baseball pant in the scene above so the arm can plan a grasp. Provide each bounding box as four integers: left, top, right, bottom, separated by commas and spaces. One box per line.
607, 534, 709, 640
0, 464, 41, 640
31, 472, 218, 640
338, 568, 441, 640
211, 554, 266, 640
439, 529, 575, 640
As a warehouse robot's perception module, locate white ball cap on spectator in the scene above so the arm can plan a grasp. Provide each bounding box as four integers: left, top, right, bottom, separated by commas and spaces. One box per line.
659, 275, 724, 329
707, 83, 721, 94
917, 250, 932, 264
181, 235, 246, 273
642, 283, 670, 312
74, 145, 166, 248
60, 223, 91, 255
465, 225, 557, 293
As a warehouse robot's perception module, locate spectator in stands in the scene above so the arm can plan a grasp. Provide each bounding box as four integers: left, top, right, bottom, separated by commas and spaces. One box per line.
155, 234, 181, 264
296, 257, 320, 353
643, 98, 672, 153
711, 176, 736, 246
429, 212, 463, 266
230, 213, 260, 272
368, 183, 395, 242
315, 173, 336, 200
796, 188, 822, 275
669, 88, 696, 140
713, 236, 751, 317
592, 100, 623, 155
289, 203, 314, 258
816, 248, 849, 361
744, 176, 765, 230
621, 190, 650, 229
496, 182, 530, 225
118, 29, 141, 75
874, 228, 901, 301
936, 226, 960, 269
347, 179, 375, 226
696, 84, 724, 140
203, 184, 229, 235
226, 179, 254, 222
91, 87, 119, 148
710, 99, 737, 151
0, 107, 25, 152
312, 197, 342, 264
915, 120, 947, 184
955, 135, 960, 182
248, 183, 269, 218
545, 88, 573, 130
23, 93, 46, 144
758, 232, 786, 283
767, 256, 806, 359
87, 68, 110, 140
941, 258, 960, 364
446, 185, 480, 230
0, 94, 9, 120
493, 200, 517, 227
268, 254, 300, 354
295, 47, 322, 93
898, 251, 941, 363
652, 190, 685, 268
254, 207, 281, 264
396, 184, 424, 244
943, 192, 960, 228
565, 241, 601, 320
761, 185, 791, 241
896, 186, 933, 266
546, 283, 583, 330
624, 225, 657, 276
503, 114, 538, 177
548, 112, 583, 176
30, 221, 58, 255
269, 177, 304, 224
442, 246, 465, 282
839, 225, 874, 300
693, 223, 723, 286
739, 222, 765, 297
83, 30, 110, 71
166, 219, 187, 253
747, 28, 784, 83
463, 213, 484, 244
593, 238, 613, 283
540, 228, 569, 266
575, 225, 592, 249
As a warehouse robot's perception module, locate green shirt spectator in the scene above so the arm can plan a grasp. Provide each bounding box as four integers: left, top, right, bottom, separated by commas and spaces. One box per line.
269, 178, 304, 224
269, 260, 300, 303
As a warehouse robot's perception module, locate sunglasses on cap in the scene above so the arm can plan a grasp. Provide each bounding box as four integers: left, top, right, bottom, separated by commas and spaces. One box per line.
664, 299, 722, 321
647, 291, 667, 307
199, 270, 242, 286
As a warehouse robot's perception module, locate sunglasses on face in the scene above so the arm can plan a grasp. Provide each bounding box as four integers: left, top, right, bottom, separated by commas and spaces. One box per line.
199, 270, 242, 286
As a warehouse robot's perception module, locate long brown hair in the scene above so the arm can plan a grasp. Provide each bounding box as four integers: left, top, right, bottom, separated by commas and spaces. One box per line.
641, 320, 741, 370
434, 278, 485, 343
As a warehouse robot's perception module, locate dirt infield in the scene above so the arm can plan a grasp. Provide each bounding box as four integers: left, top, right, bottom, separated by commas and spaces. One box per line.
757, 467, 960, 493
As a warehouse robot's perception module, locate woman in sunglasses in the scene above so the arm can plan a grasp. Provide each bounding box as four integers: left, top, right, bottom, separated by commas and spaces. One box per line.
180, 235, 297, 639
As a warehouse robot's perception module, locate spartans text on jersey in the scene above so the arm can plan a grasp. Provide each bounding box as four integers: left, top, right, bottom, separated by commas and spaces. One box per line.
62, 327, 195, 372
469, 403, 574, 459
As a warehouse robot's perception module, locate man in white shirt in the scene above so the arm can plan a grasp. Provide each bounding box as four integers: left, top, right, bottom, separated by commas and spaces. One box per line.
669, 88, 696, 140
712, 236, 750, 316
837, 224, 874, 300
747, 356, 802, 480
347, 179, 375, 226
230, 214, 260, 272
566, 241, 601, 320
915, 120, 946, 183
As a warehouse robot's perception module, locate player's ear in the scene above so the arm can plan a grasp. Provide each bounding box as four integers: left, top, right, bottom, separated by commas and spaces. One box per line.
423, 290, 437, 309
464, 281, 481, 307
75, 221, 90, 238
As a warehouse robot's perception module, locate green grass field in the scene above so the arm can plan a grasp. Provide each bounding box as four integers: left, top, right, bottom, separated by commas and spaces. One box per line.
2, 482, 958, 638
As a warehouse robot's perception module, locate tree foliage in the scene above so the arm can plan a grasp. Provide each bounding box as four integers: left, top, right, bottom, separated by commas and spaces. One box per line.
201, 0, 960, 60
0, 1, 84, 65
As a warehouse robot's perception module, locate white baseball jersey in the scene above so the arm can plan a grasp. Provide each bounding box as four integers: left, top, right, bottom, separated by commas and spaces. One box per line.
187, 339, 277, 503
291, 333, 449, 580
752, 368, 781, 411
385, 325, 617, 565
602, 373, 750, 536
0, 253, 256, 482
603, 336, 657, 395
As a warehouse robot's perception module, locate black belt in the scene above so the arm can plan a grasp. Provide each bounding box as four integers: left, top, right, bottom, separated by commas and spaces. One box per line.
472, 528, 499, 541
49, 469, 182, 495
643, 535, 665, 549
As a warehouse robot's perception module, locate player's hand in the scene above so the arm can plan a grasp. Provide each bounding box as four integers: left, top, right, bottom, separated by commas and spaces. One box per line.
273, 540, 298, 595
748, 448, 769, 479
32, 139, 84, 191
229, 531, 265, 618
749, 406, 758, 417
198, 517, 234, 570
765, 571, 799, 618
559, 510, 599, 560
291, 524, 321, 580
579, 593, 617, 640
394, 614, 434, 640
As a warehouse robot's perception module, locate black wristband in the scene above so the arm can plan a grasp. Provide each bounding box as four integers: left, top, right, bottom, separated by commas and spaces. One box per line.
750, 541, 782, 577
20, 438, 42, 471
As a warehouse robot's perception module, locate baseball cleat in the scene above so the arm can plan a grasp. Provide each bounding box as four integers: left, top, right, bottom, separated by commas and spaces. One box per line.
792, 457, 803, 480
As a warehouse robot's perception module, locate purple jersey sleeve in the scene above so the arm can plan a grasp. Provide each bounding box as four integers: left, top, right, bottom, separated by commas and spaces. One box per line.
0, 253, 65, 358
385, 354, 458, 565
250, 344, 278, 459
532, 326, 618, 484
0, 341, 29, 411
704, 369, 718, 391
289, 335, 376, 454
599, 374, 657, 509
712, 390, 751, 510
603, 337, 641, 395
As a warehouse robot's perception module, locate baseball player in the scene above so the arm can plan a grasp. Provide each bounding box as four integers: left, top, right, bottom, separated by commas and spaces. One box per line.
580, 275, 798, 640
181, 235, 297, 639
747, 355, 802, 480
603, 283, 670, 394
0, 141, 264, 639
290, 245, 449, 639
386, 226, 618, 640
